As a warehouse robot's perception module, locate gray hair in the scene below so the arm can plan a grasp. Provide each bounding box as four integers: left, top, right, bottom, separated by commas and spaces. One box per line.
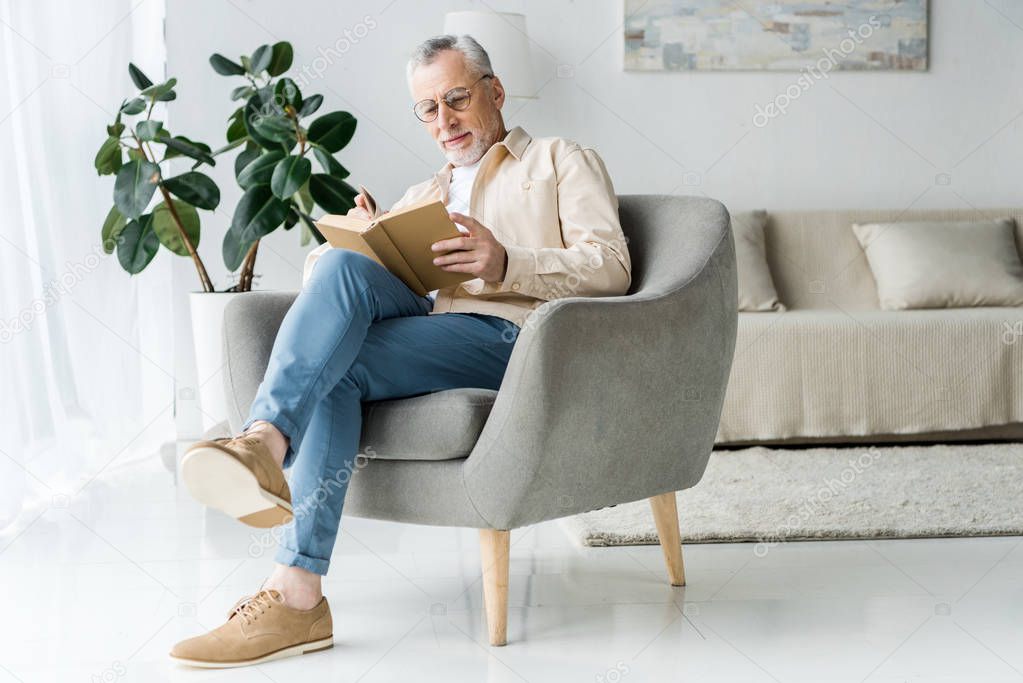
406, 34, 494, 89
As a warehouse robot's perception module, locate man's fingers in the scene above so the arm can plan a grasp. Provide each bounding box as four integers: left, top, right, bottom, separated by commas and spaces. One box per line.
432, 236, 474, 252
438, 261, 479, 273
433, 250, 476, 266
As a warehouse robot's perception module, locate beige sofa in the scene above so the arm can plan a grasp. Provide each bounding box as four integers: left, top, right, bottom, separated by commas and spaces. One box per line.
716, 207, 1023, 446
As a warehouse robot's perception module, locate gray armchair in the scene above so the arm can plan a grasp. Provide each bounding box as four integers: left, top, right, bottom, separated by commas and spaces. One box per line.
221, 195, 738, 645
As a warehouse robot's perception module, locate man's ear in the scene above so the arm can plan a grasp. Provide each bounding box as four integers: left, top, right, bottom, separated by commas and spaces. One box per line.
490, 76, 506, 110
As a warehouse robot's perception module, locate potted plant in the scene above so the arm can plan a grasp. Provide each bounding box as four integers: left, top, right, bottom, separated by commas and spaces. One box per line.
209, 40, 361, 278
97, 47, 361, 432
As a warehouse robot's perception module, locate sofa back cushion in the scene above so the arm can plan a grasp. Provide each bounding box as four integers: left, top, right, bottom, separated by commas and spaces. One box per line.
852, 219, 1023, 309
763, 208, 1023, 310
732, 210, 786, 312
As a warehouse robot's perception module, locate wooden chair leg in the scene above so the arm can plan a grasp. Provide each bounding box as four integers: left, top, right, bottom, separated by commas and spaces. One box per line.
479, 528, 510, 646
649, 492, 686, 586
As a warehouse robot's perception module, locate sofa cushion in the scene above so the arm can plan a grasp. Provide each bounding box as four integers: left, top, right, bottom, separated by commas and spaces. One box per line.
732, 210, 786, 312
358, 388, 497, 461
852, 219, 1023, 310
718, 307, 1023, 444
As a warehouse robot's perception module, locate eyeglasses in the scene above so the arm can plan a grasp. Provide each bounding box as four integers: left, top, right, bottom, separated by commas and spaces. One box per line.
413, 74, 493, 122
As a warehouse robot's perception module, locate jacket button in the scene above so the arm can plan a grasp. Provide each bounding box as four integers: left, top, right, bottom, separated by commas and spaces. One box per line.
521, 181, 531, 190
511, 282, 521, 290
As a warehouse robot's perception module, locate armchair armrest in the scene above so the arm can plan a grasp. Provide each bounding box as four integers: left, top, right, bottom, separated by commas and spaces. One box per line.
462, 197, 738, 530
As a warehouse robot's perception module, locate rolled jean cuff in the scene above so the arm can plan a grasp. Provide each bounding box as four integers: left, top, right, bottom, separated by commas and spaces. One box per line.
275, 545, 330, 576
241, 413, 302, 469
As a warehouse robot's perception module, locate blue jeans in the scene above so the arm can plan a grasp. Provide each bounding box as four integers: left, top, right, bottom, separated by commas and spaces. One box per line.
241, 249, 519, 575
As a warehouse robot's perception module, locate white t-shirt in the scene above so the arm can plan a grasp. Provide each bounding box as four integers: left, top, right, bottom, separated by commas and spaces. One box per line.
430, 158, 481, 299
445, 158, 481, 225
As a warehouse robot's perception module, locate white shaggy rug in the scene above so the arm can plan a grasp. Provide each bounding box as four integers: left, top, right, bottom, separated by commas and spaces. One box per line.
558, 443, 1023, 547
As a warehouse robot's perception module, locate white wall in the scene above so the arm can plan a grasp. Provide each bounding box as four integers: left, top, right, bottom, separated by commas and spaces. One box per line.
165, 0, 1023, 435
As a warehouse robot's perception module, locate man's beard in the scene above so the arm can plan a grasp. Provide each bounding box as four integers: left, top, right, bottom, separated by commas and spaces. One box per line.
444, 116, 503, 167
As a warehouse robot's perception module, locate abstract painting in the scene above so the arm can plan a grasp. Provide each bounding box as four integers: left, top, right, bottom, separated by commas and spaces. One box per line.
624, 0, 928, 71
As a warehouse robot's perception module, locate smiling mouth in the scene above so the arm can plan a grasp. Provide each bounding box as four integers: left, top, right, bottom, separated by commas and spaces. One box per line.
443, 132, 470, 146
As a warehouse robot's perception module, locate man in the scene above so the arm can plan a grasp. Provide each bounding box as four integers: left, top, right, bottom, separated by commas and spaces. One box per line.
170, 34, 631, 667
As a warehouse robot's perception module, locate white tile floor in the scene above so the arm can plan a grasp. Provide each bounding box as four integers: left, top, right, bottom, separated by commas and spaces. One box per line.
2, 453, 1022, 683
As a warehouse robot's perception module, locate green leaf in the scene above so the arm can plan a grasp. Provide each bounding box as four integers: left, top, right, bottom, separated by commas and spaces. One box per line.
250, 44, 272, 74
307, 111, 356, 153
268, 42, 294, 77
311, 144, 349, 178
162, 171, 220, 210
295, 179, 315, 214
156, 89, 177, 102
270, 155, 311, 200
227, 107, 247, 142
300, 218, 313, 247
128, 63, 153, 90
101, 205, 127, 253
240, 55, 252, 73
243, 91, 295, 150
127, 148, 146, 161
140, 78, 176, 99
283, 205, 299, 231
94, 136, 123, 176
231, 85, 254, 101
151, 199, 200, 256
210, 53, 246, 76
222, 223, 254, 271
237, 150, 285, 189
114, 159, 161, 219
135, 120, 163, 141
231, 185, 290, 243
274, 78, 302, 109
210, 137, 246, 158
308, 173, 357, 213
116, 214, 159, 274
121, 98, 146, 115
161, 136, 216, 166
252, 115, 295, 143
106, 119, 125, 137
297, 94, 323, 118
298, 211, 325, 245
235, 143, 261, 178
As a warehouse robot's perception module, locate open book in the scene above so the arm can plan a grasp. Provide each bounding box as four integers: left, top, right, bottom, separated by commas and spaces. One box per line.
313, 185, 473, 296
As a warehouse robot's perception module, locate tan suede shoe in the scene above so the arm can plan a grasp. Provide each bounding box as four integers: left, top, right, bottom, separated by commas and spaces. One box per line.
170, 590, 333, 668
181, 433, 292, 527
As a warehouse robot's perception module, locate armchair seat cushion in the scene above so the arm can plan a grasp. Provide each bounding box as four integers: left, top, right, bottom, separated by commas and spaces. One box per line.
359, 388, 498, 461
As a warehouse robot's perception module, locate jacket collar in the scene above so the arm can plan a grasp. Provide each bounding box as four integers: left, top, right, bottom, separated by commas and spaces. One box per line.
433, 125, 531, 190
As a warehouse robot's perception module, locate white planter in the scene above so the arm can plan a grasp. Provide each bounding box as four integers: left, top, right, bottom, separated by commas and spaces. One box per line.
189, 291, 245, 435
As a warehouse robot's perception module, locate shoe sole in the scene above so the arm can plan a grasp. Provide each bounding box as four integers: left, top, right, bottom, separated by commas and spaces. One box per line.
170, 635, 333, 668
181, 444, 293, 528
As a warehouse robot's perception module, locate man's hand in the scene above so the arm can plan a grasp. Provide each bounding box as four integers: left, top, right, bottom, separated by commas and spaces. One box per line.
347, 193, 384, 221
431, 213, 508, 283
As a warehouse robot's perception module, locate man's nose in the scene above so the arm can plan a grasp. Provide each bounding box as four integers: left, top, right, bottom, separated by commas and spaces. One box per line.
436, 101, 458, 130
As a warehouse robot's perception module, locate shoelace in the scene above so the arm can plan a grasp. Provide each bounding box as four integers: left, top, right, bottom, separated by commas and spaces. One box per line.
229, 589, 286, 625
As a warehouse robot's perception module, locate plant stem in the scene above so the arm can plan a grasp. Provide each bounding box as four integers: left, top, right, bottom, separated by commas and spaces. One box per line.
158, 183, 215, 292
134, 132, 215, 293
238, 239, 260, 292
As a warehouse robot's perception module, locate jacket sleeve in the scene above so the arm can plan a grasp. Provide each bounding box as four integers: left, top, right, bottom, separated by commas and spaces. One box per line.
496, 145, 632, 300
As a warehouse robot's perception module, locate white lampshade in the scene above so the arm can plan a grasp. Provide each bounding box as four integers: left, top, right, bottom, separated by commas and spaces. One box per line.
443, 11, 537, 99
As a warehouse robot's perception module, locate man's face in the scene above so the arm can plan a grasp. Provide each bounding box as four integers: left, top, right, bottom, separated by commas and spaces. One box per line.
410, 50, 506, 167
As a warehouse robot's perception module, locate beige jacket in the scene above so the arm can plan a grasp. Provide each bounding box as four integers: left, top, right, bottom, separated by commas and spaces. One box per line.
302, 126, 632, 327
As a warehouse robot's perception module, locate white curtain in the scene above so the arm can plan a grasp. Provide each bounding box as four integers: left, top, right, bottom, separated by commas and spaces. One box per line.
0, 1, 174, 533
